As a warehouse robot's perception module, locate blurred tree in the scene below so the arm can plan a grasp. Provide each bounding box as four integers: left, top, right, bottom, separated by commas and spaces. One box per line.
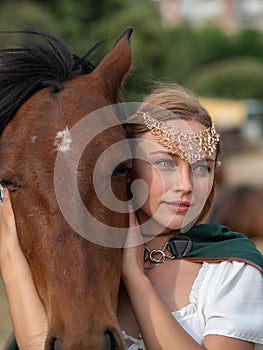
31, 0, 130, 51
0, 1, 60, 34
1, 0, 263, 101
186, 58, 263, 99
233, 28, 263, 58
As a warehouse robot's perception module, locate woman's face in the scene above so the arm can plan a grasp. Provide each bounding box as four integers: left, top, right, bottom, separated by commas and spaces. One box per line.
131, 119, 219, 234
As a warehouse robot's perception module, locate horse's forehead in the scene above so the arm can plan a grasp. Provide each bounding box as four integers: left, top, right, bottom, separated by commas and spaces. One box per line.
53, 127, 72, 153
11, 74, 121, 132
53, 125, 125, 155
45, 75, 114, 119
1, 78, 125, 159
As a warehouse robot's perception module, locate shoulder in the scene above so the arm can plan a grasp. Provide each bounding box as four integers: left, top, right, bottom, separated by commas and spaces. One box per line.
188, 261, 263, 314
201, 260, 262, 293
201, 261, 263, 343
205, 259, 262, 274
200, 261, 263, 324
197, 261, 263, 313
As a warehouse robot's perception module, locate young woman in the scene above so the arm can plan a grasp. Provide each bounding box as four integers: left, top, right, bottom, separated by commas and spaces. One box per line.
1, 84, 263, 350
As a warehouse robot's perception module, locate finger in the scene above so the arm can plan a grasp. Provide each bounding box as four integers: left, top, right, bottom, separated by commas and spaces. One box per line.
123, 231, 144, 248
124, 212, 144, 248
2, 187, 11, 203
128, 206, 139, 228
0, 187, 17, 235
0, 187, 14, 216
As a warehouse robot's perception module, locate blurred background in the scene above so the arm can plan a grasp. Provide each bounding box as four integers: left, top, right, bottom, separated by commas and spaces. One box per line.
1, 0, 263, 347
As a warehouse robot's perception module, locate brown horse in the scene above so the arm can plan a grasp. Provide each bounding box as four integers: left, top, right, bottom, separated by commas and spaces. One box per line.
0, 27, 132, 349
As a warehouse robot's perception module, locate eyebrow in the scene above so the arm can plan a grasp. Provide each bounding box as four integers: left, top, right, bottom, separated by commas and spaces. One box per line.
149, 150, 215, 162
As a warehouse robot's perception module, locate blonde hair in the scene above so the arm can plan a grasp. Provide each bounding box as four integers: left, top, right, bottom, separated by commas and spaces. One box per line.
125, 83, 221, 223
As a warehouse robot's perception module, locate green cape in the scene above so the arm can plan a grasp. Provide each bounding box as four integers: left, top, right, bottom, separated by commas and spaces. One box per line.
182, 223, 263, 273
6, 339, 18, 350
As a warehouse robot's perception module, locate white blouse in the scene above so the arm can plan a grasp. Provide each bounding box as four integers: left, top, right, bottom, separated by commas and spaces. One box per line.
122, 261, 263, 349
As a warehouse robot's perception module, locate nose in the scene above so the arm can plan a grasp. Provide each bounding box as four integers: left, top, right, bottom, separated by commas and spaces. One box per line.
174, 165, 193, 195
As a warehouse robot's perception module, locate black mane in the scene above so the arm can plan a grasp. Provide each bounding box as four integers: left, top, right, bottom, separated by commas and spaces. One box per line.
0, 28, 97, 135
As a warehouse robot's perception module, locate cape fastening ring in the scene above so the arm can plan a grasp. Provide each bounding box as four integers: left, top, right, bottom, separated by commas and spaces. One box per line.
149, 249, 167, 263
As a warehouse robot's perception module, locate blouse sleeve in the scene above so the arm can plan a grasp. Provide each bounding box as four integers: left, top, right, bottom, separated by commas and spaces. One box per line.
203, 261, 263, 344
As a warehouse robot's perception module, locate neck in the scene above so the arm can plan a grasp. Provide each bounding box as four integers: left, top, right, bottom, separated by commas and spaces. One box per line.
135, 209, 197, 249
144, 235, 172, 250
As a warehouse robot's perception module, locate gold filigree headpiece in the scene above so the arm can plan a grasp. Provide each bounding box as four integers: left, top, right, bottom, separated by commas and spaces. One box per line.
140, 111, 220, 164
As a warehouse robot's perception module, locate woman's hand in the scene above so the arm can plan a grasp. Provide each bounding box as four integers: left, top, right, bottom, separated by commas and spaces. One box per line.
122, 207, 145, 281
0, 187, 48, 350
0, 187, 23, 272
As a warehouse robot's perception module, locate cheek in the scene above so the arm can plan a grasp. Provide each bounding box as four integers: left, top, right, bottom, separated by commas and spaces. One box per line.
147, 170, 165, 196
193, 175, 214, 202
131, 163, 164, 204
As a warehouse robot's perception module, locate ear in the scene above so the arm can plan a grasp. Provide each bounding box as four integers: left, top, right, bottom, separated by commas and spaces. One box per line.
215, 161, 222, 171
91, 27, 133, 101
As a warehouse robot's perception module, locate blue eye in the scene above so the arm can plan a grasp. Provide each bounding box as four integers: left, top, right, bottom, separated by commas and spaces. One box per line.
192, 164, 211, 175
155, 159, 175, 169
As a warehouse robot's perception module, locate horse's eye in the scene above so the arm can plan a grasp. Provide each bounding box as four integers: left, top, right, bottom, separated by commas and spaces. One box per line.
112, 160, 132, 177
112, 166, 129, 177
112, 167, 127, 176
1, 180, 19, 191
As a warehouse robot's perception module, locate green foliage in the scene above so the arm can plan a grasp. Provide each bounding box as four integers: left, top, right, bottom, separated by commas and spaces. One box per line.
186, 58, 263, 99
1, 0, 263, 101
232, 28, 263, 57
0, 1, 58, 32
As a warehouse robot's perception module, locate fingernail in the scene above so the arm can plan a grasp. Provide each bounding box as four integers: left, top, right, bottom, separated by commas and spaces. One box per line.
0, 185, 4, 203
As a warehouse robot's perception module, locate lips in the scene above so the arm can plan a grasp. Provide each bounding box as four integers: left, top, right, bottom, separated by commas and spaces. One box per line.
162, 200, 192, 213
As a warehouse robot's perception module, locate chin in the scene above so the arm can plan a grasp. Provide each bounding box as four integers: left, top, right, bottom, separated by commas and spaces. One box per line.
165, 215, 199, 232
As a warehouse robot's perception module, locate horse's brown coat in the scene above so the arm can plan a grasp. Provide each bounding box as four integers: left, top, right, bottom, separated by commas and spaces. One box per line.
0, 28, 133, 349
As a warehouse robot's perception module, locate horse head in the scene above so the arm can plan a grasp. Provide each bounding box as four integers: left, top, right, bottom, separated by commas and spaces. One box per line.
0, 27, 133, 349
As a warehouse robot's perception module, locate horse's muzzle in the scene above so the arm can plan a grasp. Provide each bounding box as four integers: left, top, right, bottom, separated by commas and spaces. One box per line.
46, 328, 125, 350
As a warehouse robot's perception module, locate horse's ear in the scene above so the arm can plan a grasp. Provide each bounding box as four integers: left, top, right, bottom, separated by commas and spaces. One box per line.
92, 27, 133, 99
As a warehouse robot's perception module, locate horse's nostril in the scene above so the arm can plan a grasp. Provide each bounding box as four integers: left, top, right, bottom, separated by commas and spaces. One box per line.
54, 339, 62, 350
105, 331, 112, 350
104, 329, 124, 350
49, 337, 62, 350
